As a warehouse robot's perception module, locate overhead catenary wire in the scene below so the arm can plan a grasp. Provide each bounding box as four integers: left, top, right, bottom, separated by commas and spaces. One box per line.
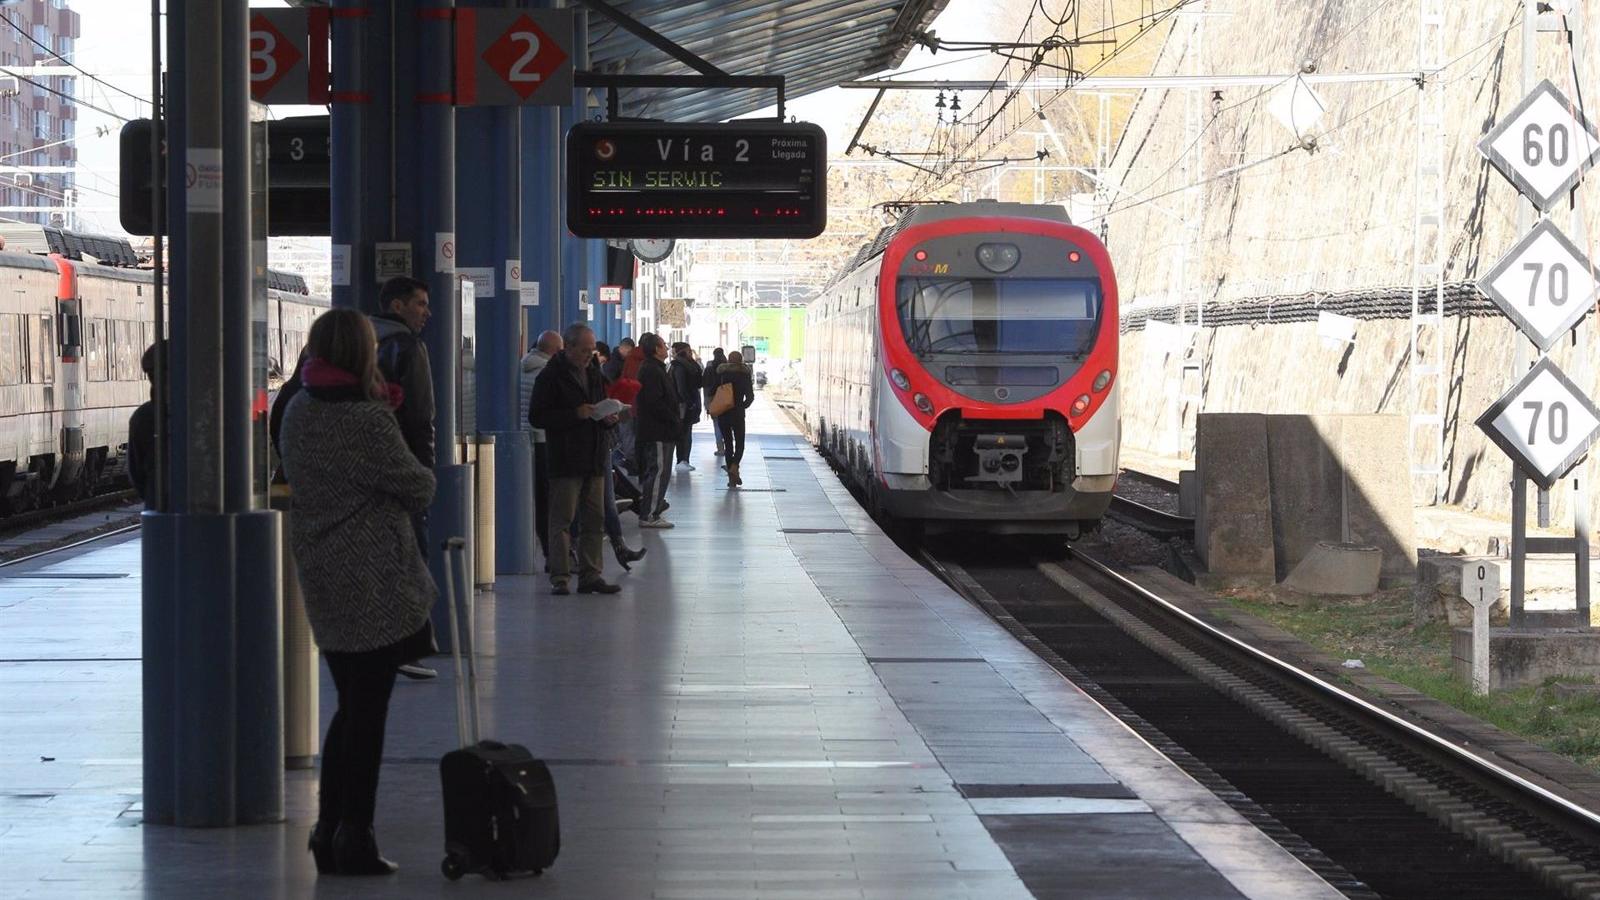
0, 12, 148, 109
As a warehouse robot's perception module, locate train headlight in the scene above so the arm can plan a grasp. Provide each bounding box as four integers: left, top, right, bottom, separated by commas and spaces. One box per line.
913, 393, 934, 415
976, 242, 1020, 273
1070, 394, 1091, 417
890, 368, 911, 391
1092, 369, 1112, 392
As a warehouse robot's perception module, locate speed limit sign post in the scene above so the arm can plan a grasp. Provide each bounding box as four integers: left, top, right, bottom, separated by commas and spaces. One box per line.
1476, 72, 1598, 632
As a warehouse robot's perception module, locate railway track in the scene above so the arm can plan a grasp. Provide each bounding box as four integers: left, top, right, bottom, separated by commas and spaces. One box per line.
1106, 494, 1194, 538
921, 544, 1600, 900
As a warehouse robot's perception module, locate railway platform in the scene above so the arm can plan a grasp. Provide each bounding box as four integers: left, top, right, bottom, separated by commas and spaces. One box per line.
0, 399, 1338, 899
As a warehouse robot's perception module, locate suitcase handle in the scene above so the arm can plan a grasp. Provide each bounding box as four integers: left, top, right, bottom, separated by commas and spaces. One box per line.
441, 537, 480, 747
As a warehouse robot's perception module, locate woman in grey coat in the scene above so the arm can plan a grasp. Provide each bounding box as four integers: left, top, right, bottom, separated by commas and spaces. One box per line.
280, 307, 436, 877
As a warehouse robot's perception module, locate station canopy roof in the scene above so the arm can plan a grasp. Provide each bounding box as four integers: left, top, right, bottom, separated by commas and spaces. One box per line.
586, 0, 950, 122
291, 0, 948, 123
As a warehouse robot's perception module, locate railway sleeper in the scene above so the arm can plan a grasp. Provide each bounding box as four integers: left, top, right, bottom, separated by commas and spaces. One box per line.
1036, 561, 1598, 899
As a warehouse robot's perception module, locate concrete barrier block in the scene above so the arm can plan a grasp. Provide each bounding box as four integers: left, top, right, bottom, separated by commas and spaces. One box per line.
1178, 469, 1197, 517
1265, 415, 1344, 581
1451, 627, 1600, 690
1338, 414, 1417, 582
1282, 541, 1382, 595
1196, 413, 1276, 576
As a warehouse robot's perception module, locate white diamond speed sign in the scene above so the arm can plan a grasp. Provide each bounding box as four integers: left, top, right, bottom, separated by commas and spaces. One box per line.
1477, 358, 1600, 490
1478, 79, 1600, 212
1477, 219, 1599, 351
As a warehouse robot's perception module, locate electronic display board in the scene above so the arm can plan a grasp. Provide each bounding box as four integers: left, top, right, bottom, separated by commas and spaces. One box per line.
566, 121, 826, 239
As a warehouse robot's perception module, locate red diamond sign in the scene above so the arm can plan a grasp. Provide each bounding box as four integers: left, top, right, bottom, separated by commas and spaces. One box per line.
249, 12, 305, 103
457, 9, 574, 106
483, 16, 567, 100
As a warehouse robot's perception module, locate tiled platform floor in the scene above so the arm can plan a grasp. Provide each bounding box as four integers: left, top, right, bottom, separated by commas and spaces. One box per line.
0, 400, 1339, 899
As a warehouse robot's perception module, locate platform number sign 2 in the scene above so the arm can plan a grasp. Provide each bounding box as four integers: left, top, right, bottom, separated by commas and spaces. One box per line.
456, 9, 574, 106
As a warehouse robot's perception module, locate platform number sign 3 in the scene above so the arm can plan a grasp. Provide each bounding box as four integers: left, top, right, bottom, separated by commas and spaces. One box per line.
1478, 79, 1600, 212
1477, 219, 1600, 351
1477, 358, 1600, 490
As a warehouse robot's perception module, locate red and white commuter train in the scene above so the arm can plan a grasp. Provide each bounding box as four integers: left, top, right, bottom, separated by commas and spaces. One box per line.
0, 225, 326, 512
801, 201, 1119, 536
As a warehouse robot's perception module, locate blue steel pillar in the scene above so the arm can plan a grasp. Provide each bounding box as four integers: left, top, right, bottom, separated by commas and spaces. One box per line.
559, 9, 588, 331
521, 103, 560, 338
392, 0, 470, 649
457, 0, 534, 576
587, 239, 605, 343
143, 0, 282, 828
331, 0, 391, 310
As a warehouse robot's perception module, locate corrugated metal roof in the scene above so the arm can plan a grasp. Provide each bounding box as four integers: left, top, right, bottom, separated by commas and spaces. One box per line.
287, 0, 948, 122
585, 0, 949, 122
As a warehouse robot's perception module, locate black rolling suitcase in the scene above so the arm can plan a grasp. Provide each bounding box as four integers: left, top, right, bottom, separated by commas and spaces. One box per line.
438, 538, 560, 881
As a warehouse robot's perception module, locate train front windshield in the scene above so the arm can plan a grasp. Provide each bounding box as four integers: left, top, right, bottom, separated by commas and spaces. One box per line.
896, 277, 1101, 356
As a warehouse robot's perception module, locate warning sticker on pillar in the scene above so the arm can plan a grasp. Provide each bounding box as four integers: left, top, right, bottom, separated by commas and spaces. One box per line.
458, 267, 494, 298
330, 244, 351, 287
186, 148, 223, 213
520, 282, 539, 307
455, 8, 574, 106
436, 233, 456, 273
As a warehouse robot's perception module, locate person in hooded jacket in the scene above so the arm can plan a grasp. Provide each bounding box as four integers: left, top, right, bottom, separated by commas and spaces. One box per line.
716, 351, 756, 488
279, 308, 437, 877
520, 330, 562, 562
669, 342, 703, 470
127, 340, 165, 506
703, 347, 727, 456
633, 333, 682, 527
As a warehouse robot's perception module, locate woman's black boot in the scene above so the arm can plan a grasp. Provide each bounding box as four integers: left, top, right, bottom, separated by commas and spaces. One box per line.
332, 824, 398, 876
610, 536, 646, 570
308, 821, 338, 874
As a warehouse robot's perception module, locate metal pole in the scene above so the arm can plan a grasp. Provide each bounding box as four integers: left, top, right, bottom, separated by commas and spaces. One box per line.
222, 1, 252, 515
149, 0, 166, 513
559, 6, 588, 331
1513, 470, 1528, 628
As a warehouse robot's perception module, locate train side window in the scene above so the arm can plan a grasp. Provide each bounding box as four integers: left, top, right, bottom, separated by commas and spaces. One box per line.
0, 315, 19, 385
37, 315, 53, 384
86, 318, 105, 382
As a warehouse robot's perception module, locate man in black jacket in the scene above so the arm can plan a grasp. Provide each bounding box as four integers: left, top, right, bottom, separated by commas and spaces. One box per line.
634, 333, 681, 528
669, 343, 703, 470
529, 323, 623, 595
127, 341, 164, 507
372, 276, 436, 471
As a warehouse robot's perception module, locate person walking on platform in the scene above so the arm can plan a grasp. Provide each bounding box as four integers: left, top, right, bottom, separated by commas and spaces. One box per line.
520, 330, 562, 564
602, 336, 633, 383
716, 351, 756, 488
670, 342, 703, 471
529, 323, 623, 595
279, 308, 438, 878
704, 347, 728, 456
371, 275, 438, 681
634, 333, 682, 528
127, 341, 165, 507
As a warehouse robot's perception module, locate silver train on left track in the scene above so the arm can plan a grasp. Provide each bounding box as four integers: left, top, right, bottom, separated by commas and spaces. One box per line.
0, 225, 327, 513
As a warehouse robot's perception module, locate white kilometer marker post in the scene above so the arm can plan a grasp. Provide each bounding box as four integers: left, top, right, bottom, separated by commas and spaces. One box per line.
1461, 563, 1502, 695
1475, 70, 1597, 630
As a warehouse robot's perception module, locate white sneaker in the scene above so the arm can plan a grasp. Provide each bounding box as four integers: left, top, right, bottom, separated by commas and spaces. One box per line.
639, 517, 676, 529
677, 462, 696, 471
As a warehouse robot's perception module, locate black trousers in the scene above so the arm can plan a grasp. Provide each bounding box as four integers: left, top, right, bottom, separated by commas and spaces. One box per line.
318, 644, 400, 828
674, 420, 694, 465
533, 442, 550, 559
720, 412, 747, 465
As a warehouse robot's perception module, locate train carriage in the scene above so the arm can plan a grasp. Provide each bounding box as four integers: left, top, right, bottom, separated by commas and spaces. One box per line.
0, 226, 327, 512
802, 201, 1120, 537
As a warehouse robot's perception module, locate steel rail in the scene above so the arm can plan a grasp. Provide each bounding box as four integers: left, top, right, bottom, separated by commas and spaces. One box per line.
1068, 548, 1600, 833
